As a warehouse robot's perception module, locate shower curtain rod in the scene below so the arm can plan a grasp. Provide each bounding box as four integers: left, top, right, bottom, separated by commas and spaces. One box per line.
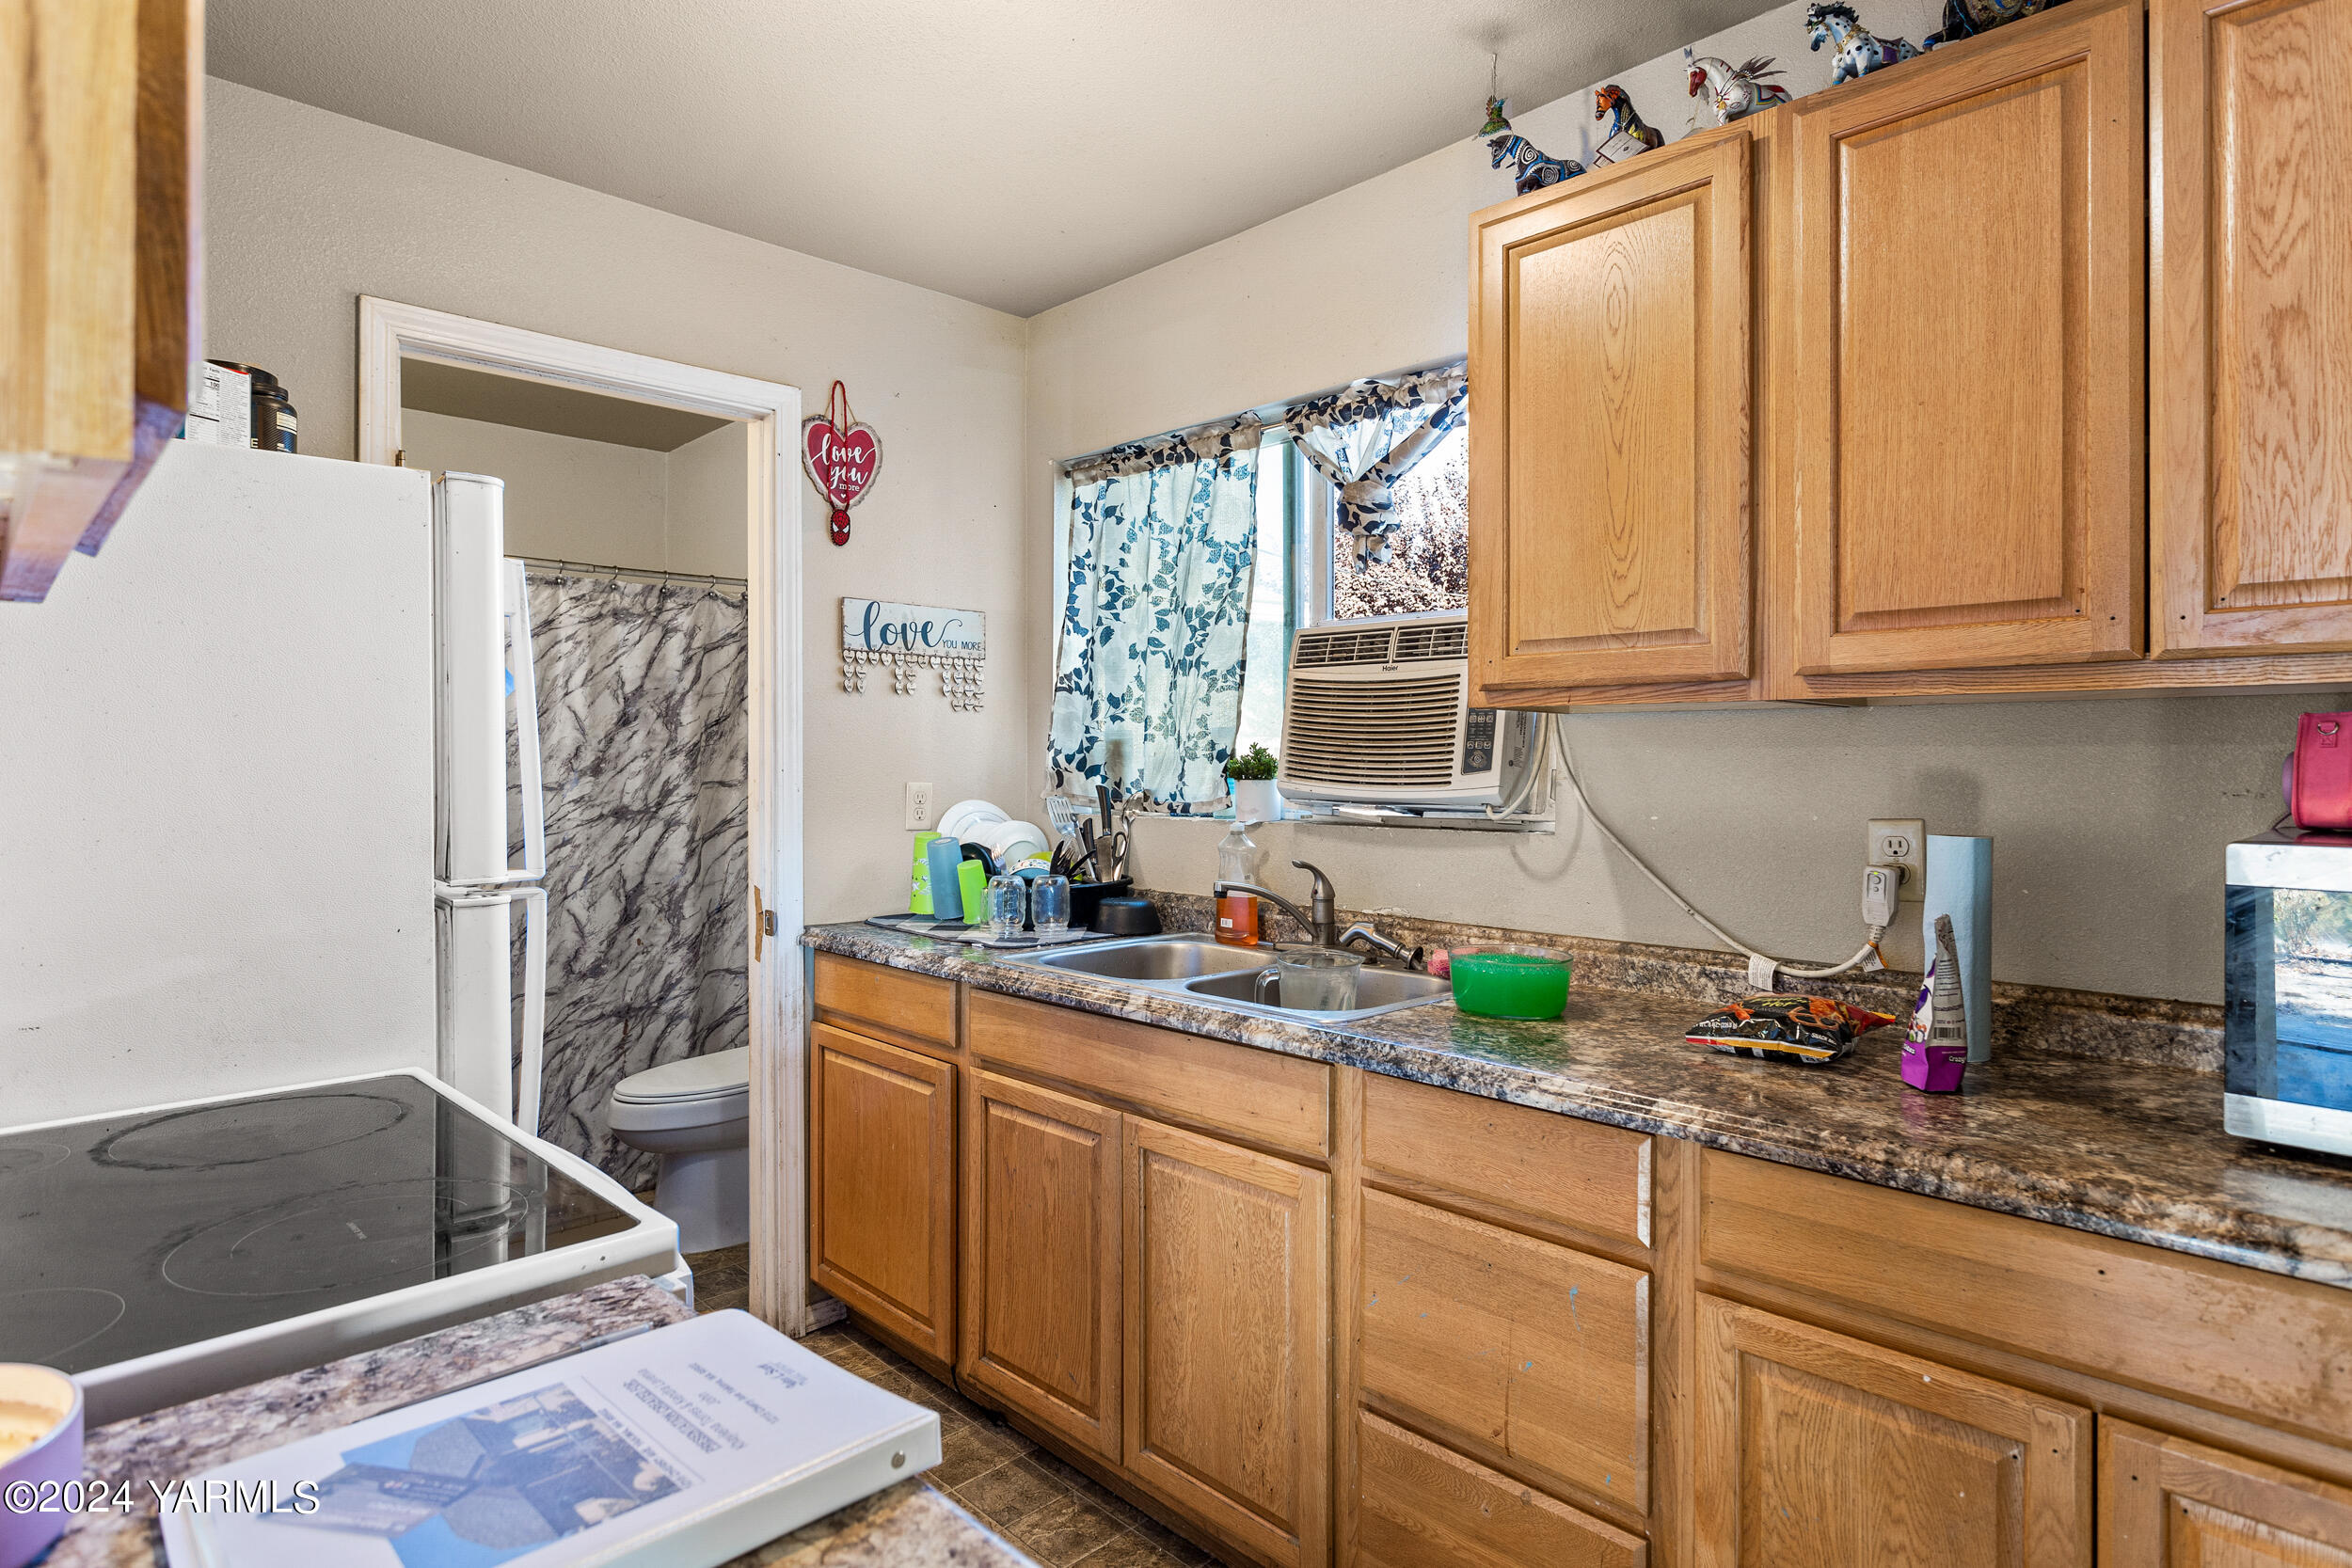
518, 555, 748, 589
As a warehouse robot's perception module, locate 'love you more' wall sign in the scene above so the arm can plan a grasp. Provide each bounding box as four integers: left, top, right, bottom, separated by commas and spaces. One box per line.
803, 379, 882, 546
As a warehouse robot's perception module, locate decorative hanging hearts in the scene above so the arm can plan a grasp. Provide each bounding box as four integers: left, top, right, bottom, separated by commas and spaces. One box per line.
802, 379, 882, 546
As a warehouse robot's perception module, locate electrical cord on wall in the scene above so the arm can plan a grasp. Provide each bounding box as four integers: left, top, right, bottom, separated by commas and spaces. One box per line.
1502, 713, 1885, 989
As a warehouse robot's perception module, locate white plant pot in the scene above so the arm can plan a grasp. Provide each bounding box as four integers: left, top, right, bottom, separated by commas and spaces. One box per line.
1230, 778, 1280, 822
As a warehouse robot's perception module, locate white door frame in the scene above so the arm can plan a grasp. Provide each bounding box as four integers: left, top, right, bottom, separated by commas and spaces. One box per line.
358, 296, 811, 1334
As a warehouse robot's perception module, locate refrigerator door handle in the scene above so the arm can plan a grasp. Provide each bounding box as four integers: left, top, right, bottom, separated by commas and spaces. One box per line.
515, 884, 548, 1141
504, 559, 547, 882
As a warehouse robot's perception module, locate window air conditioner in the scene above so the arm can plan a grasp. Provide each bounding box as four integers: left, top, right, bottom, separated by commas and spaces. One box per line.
1276, 612, 1538, 813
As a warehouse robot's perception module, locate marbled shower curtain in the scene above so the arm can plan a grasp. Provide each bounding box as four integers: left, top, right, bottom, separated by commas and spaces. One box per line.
510, 571, 750, 1186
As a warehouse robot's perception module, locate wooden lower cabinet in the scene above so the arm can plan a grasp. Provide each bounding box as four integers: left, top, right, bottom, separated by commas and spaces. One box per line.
1124, 1117, 1330, 1568
961, 1069, 1124, 1462
808, 1022, 957, 1367
1695, 1295, 2092, 1566
1355, 1411, 1645, 1568
2100, 1419, 2352, 1566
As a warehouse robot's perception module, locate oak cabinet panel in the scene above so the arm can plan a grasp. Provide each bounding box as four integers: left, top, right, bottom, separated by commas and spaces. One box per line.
1359, 1189, 1648, 1513
1787, 0, 2144, 674
1361, 1071, 1650, 1247
961, 1069, 1123, 1462
1124, 1116, 1330, 1568
809, 1023, 956, 1367
2153, 0, 2352, 654
1469, 125, 1755, 697
2101, 1419, 2352, 1565
1355, 1411, 1645, 1568
813, 951, 957, 1053
1695, 1295, 2092, 1567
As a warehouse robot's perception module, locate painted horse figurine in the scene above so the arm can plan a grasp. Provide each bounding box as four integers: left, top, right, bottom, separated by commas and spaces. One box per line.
1480, 97, 1582, 195
1687, 55, 1792, 124
1804, 1, 1924, 84
1591, 84, 1664, 165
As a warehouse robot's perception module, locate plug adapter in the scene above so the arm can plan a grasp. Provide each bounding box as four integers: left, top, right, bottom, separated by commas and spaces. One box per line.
1863, 864, 1902, 927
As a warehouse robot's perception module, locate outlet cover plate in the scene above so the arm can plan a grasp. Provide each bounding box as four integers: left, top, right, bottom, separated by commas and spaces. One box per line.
905, 782, 936, 832
1868, 817, 1926, 903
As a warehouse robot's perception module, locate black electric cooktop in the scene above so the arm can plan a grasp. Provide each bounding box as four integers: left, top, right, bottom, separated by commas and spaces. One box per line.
0, 1074, 634, 1374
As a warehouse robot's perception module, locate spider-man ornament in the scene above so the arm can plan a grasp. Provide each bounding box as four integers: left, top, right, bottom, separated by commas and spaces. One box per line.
802, 380, 882, 546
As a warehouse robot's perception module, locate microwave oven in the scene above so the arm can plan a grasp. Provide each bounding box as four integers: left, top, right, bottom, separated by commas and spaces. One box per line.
2225, 831, 2352, 1154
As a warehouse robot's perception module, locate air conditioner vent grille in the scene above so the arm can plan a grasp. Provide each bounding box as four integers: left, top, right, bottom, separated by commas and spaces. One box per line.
1294, 627, 1395, 667
1281, 673, 1463, 787
1392, 623, 1469, 662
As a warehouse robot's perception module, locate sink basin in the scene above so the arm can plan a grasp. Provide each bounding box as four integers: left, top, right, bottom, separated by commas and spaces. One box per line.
1025, 938, 1274, 981
1006, 932, 1452, 1023
1184, 966, 1453, 1017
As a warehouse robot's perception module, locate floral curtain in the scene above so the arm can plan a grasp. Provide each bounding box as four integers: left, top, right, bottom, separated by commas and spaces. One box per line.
1049, 419, 1262, 807
1283, 362, 1467, 559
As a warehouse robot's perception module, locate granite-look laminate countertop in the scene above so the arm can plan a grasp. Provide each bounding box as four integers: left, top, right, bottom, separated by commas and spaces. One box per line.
48, 1275, 1035, 1568
805, 921, 2352, 1291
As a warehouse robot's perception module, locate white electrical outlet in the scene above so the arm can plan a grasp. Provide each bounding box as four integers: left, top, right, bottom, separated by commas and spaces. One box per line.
1867, 817, 1927, 902
905, 783, 936, 832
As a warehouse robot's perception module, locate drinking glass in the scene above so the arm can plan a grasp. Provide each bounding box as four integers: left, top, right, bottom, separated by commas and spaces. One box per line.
1032, 875, 1073, 935
986, 874, 1027, 939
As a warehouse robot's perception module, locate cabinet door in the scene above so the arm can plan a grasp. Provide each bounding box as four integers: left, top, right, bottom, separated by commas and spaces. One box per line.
1124, 1116, 1330, 1568
1356, 1410, 1645, 1568
961, 1069, 1123, 1461
2152, 0, 2352, 655
2102, 1419, 2352, 1565
1695, 1296, 2091, 1567
809, 1023, 956, 1366
1788, 0, 2144, 674
1469, 125, 1754, 696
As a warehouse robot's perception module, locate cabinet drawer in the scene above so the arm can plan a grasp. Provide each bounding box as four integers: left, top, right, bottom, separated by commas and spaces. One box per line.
1360, 1188, 1649, 1513
968, 990, 1328, 1160
1701, 1149, 2352, 1447
1363, 1072, 1648, 1247
813, 952, 955, 1053
1356, 1410, 1645, 1568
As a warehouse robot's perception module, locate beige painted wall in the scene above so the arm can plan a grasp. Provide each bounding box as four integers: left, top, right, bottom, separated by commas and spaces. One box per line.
666, 422, 751, 578
1025, 0, 2334, 1005
399, 410, 669, 569
206, 79, 1031, 923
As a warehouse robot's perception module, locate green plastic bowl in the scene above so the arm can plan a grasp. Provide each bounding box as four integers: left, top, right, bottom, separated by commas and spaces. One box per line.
1448, 945, 1572, 1020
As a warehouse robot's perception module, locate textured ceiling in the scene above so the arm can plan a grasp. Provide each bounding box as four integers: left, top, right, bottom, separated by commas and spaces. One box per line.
401, 359, 729, 451
208, 0, 1788, 317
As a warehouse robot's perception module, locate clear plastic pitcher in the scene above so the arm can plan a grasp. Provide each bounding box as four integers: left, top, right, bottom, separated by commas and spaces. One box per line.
1254, 948, 1364, 1011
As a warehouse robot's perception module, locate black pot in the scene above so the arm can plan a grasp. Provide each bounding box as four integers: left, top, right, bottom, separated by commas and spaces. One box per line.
1091, 896, 1161, 937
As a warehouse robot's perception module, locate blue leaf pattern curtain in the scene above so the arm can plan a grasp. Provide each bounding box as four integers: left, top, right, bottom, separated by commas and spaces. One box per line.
1283, 363, 1466, 558
1049, 419, 1261, 806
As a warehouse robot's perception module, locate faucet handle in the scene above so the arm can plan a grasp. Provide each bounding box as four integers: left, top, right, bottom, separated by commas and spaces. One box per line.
1291, 860, 1334, 899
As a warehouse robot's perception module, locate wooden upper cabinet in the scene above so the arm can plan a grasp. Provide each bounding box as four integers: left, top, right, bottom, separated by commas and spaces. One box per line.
1786, 0, 2144, 675
2101, 1419, 2352, 1565
961, 1069, 1123, 1462
1695, 1296, 2092, 1567
808, 1023, 956, 1370
1123, 1116, 1330, 1568
0, 0, 199, 604
2153, 0, 2352, 655
1469, 123, 1756, 700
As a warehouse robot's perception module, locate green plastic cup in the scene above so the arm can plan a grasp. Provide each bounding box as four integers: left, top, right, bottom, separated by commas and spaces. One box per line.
1448, 946, 1572, 1020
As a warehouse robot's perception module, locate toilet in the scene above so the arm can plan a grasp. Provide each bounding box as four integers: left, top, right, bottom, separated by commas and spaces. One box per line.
607, 1046, 751, 1253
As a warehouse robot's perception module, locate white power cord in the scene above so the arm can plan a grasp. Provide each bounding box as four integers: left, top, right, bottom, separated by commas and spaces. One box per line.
1534, 713, 1885, 989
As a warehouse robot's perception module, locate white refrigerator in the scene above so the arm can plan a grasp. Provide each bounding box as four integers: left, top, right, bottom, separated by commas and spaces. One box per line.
432, 471, 548, 1132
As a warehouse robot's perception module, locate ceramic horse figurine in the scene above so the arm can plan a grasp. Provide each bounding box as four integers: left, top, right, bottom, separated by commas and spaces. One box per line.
1480, 97, 1583, 195
1591, 84, 1664, 165
1687, 55, 1793, 124
1804, 1, 1924, 84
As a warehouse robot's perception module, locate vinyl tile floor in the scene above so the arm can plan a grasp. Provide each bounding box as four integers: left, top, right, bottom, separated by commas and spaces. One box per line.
681, 1250, 1227, 1565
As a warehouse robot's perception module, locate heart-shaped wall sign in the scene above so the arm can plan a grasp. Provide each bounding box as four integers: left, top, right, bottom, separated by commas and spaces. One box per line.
803, 381, 882, 546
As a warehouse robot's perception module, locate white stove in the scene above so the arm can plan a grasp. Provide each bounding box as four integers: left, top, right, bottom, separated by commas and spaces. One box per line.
0, 1069, 684, 1424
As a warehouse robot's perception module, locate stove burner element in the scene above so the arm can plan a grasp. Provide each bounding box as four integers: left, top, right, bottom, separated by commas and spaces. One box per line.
0, 1287, 128, 1364
161, 1178, 527, 1297
92, 1092, 408, 1172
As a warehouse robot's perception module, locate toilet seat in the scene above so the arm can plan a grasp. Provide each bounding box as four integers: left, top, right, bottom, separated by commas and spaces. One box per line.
610, 1047, 750, 1136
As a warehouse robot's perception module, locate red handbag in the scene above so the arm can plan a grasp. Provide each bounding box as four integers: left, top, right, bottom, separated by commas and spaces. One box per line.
2285, 713, 2352, 831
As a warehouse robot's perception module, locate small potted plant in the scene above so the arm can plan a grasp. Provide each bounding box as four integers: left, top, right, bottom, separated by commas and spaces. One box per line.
1225, 744, 1281, 822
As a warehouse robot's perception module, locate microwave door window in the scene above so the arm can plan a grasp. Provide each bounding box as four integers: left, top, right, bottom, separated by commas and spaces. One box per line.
2232, 886, 2352, 1109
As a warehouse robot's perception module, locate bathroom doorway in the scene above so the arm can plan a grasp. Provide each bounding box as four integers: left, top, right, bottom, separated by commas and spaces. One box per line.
356, 298, 811, 1332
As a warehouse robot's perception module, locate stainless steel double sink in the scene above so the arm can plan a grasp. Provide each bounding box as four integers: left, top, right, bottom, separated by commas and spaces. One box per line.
1004, 931, 1451, 1023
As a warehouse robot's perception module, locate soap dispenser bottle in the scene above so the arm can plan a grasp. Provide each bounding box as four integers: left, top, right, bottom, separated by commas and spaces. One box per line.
1216, 821, 1263, 946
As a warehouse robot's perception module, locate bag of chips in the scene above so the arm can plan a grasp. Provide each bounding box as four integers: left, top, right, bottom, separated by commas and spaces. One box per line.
1686, 993, 1900, 1066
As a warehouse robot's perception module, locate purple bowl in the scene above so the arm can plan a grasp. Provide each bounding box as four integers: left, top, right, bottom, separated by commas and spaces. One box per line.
0, 1365, 83, 1568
